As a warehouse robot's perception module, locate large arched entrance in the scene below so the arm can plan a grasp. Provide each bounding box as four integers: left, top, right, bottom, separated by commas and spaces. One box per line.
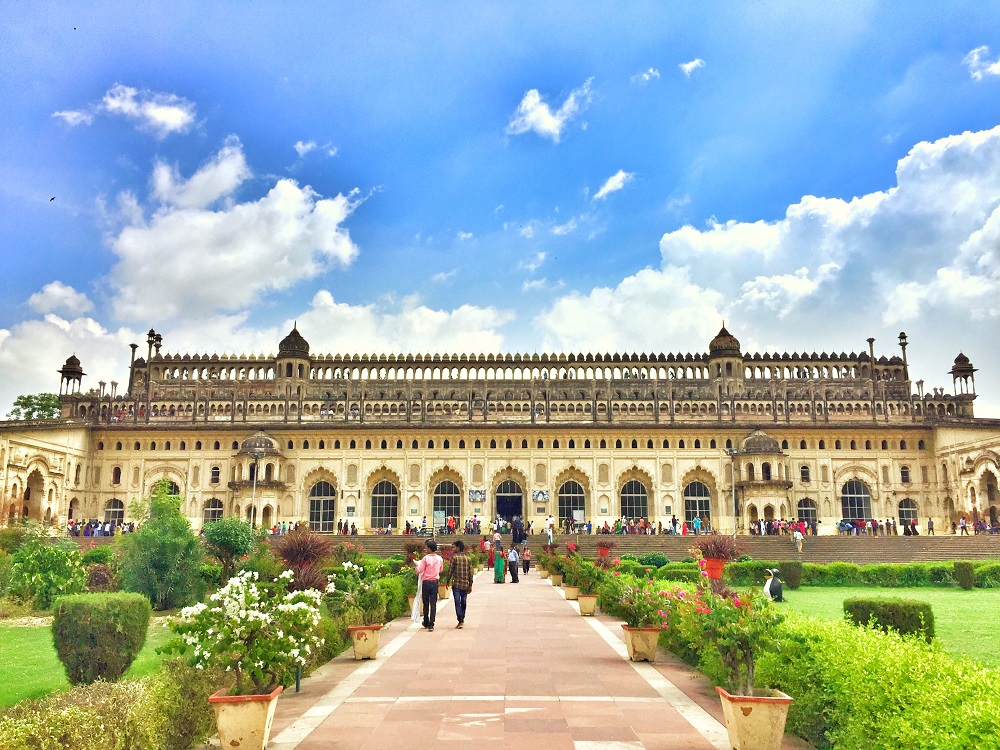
495, 479, 523, 520
24, 470, 45, 521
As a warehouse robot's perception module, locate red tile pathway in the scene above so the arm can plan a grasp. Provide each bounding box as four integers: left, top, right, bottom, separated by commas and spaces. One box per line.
263, 568, 812, 750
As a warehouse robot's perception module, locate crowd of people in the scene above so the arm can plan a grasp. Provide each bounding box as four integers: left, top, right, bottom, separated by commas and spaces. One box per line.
66, 519, 135, 536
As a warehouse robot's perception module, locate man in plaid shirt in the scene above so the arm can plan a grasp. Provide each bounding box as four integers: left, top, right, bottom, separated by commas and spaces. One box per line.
446, 539, 474, 628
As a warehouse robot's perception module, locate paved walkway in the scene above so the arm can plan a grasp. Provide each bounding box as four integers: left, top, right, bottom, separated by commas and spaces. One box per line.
263, 569, 812, 750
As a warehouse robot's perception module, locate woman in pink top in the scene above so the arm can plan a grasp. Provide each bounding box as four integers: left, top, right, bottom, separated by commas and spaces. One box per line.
415, 540, 444, 631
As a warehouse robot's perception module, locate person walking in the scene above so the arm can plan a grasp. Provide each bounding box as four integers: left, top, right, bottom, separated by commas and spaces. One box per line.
928, 518, 935, 535
493, 544, 507, 583
793, 526, 804, 553
446, 539, 473, 629
507, 545, 520, 583
546, 515, 555, 544
960, 516, 969, 535
522, 546, 531, 575
414, 540, 443, 631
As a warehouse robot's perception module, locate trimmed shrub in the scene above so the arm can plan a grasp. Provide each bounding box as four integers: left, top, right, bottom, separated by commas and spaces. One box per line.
954, 561, 974, 590
777, 560, 803, 589
654, 562, 701, 583
8, 538, 87, 609
724, 560, 778, 586
637, 551, 670, 568
197, 563, 222, 588
85, 562, 118, 592
972, 562, 1000, 589
201, 517, 257, 581
81, 545, 116, 567
843, 597, 934, 642
154, 658, 228, 750
52, 592, 151, 684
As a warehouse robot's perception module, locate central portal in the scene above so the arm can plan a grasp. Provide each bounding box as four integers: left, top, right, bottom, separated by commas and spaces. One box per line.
495, 479, 523, 520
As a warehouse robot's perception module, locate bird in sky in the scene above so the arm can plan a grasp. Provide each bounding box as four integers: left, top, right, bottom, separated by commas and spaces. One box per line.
50, 197, 55, 201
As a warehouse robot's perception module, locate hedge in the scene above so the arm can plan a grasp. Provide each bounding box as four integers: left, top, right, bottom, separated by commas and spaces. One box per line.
972, 562, 1000, 589
843, 597, 935, 642
52, 593, 151, 685
654, 562, 701, 583
955, 561, 974, 590
755, 615, 1000, 749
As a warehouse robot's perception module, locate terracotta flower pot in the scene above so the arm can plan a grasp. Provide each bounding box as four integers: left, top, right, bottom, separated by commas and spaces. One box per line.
704, 558, 726, 580
621, 625, 660, 662
715, 686, 793, 750
597, 546, 611, 558
437, 582, 451, 600
563, 584, 580, 600
347, 624, 383, 660
577, 594, 598, 616
208, 685, 283, 750
406, 594, 416, 610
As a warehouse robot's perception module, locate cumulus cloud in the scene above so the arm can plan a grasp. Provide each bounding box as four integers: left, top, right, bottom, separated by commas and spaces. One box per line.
151, 136, 250, 208
456, 231, 474, 241
593, 169, 635, 201
679, 59, 706, 77
27, 282, 94, 316
518, 251, 546, 272
108, 139, 361, 321
506, 78, 593, 143
964, 46, 1000, 80
519, 225, 535, 239
294, 140, 317, 157
630, 68, 660, 84
52, 83, 196, 137
551, 218, 578, 236
739, 263, 840, 317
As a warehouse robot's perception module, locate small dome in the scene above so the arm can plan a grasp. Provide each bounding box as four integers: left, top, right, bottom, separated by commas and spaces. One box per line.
237, 431, 281, 458
741, 429, 782, 454
278, 325, 310, 358
58, 354, 85, 378
709, 325, 741, 357
954, 352, 970, 365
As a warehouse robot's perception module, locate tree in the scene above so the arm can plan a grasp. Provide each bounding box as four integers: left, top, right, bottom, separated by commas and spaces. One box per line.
119, 480, 205, 610
202, 517, 257, 582
7, 393, 61, 420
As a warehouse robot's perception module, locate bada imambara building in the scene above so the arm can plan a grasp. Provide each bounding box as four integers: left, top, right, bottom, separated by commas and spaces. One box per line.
2, 325, 999, 534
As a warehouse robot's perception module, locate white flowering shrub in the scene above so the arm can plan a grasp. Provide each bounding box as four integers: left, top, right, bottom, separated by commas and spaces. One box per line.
166, 569, 323, 695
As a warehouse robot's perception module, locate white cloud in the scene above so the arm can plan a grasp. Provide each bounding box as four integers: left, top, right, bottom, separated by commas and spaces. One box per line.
456, 231, 474, 241
108, 140, 361, 321
432, 269, 458, 283
506, 78, 593, 143
522, 279, 548, 292
519, 225, 535, 239
551, 218, 578, 236
27, 282, 94, 316
51, 110, 94, 126
964, 46, 1000, 81
294, 140, 317, 157
52, 83, 196, 138
151, 136, 250, 208
519, 251, 546, 273
679, 59, 706, 77
325, 144, 338, 157
593, 170, 635, 201
630, 68, 660, 84
739, 263, 840, 317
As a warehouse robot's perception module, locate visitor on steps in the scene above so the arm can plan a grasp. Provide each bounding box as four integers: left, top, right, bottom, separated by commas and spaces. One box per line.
415, 540, 443, 631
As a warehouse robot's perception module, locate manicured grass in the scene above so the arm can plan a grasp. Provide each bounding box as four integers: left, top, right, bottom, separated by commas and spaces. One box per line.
783, 586, 1000, 667
0, 622, 172, 707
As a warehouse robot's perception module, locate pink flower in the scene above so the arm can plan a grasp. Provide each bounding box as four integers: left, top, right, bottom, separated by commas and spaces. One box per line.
701, 570, 709, 578
662, 621, 669, 628
613, 571, 621, 577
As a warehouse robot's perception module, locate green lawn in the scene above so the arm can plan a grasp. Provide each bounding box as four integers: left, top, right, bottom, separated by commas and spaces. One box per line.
0, 622, 172, 707
784, 586, 1000, 668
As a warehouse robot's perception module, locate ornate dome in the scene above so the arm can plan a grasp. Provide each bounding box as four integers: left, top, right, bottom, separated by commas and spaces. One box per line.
709, 324, 741, 357
278, 325, 310, 358
237, 431, 281, 458
58, 354, 85, 377
951, 352, 975, 377
954, 352, 970, 366
741, 429, 782, 454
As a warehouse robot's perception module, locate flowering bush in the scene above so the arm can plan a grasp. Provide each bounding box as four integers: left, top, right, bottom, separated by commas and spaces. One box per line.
619, 579, 670, 629
166, 569, 324, 695
325, 561, 387, 626
675, 586, 783, 696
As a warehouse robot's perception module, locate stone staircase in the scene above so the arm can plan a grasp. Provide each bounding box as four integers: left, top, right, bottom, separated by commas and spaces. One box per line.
348, 532, 1000, 564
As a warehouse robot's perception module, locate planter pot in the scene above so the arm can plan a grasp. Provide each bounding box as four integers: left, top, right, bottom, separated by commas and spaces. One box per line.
715, 686, 793, 750
208, 685, 282, 750
406, 594, 416, 610
347, 624, 383, 660
704, 558, 726, 580
538, 568, 550, 579
621, 625, 661, 662
437, 582, 451, 600
563, 584, 580, 600
550, 572, 564, 586
597, 546, 611, 559
577, 594, 598, 616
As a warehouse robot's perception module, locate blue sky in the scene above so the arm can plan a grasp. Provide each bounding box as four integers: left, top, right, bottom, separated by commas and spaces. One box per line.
3, 2, 1000, 416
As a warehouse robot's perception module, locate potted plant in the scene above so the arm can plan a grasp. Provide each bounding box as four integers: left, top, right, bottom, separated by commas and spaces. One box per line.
690, 536, 743, 584
561, 556, 582, 600
166, 570, 324, 750
343, 583, 388, 660
677, 586, 790, 750
595, 538, 616, 559
547, 555, 566, 587
619, 580, 668, 662
575, 566, 604, 616
437, 556, 452, 600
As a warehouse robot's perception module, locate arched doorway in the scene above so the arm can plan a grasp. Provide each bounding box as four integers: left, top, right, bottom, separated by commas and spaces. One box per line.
68, 497, 80, 521
370, 479, 399, 531
495, 479, 523, 520
558, 480, 586, 528
763, 504, 775, 521
261, 505, 273, 529
797, 498, 818, 525
898, 498, 918, 525
104, 498, 125, 524
245, 505, 258, 525
683, 481, 711, 527
841, 479, 872, 521
309, 481, 336, 532
747, 504, 759, 523
24, 470, 44, 521
620, 479, 649, 520
433, 480, 461, 526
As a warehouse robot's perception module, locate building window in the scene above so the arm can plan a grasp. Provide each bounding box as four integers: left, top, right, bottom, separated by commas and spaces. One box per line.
710, 439, 717, 449
204, 498, 224, 524
746, 463, 755, 481
370, 479, 399, 530
900, 466, 911, 484
818, 440, 825, 449
797, 498, 818, 524
104, 498, 125, 524
115, 442, 123, 451
112, 467, 122, 485
781, 440, 788, 449
350, 440, 356, 449
900, 440, 907, 450
800, 440, 807, 450
850, 440, 856, 450
800, 465, 810, 483
433, 480, 461, 521
309, 481, 336, 532
474, 439, 481, 449
600, 439, 607, 449
918, 440, 926, 450
97, 442, 104, 451
840, 479, 872, 520
683, 481, 711, 526
762, 463, 772, 481
898, 498, 918, 525
134, 441, 141, 450
834, 440, 841, 450
881, 440, 888, 450
620, 479, 648, 520
679, 440, 686, 449
210, 466, 221, 484
558, 480, 586, 527
366, 439, 373, 449
180, 441, 186, 450
694, 439, 701, 449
